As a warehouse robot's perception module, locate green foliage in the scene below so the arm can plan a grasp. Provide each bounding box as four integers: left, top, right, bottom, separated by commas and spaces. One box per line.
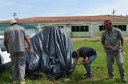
1, 39, 128, 84
0, 69, 12, 84
95, 31, 102, 37
70, 32, 74, 37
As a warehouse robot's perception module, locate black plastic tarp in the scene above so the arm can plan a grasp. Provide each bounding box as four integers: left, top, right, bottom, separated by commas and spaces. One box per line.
25, 27, 74, 79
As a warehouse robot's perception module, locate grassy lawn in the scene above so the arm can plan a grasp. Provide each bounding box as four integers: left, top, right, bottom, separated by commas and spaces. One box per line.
0, 39, 128, 84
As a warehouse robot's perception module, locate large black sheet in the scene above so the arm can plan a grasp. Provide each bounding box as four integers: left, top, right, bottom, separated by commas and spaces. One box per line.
25, 27, 74, 79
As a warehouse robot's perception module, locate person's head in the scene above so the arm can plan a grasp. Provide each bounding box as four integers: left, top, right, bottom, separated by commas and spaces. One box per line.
10, 20, 17, 25
104, 20, 112, 31
72, 51, 79, 59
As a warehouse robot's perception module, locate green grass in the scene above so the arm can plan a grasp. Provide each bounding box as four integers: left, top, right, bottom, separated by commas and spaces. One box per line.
0, 39, 128, 84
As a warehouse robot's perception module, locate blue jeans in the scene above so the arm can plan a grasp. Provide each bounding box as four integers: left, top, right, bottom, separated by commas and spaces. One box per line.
84, 53, 97, 77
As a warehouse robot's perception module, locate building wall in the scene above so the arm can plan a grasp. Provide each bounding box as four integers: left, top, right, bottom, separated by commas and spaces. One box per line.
26, 29, 38, 37
0, 23, 38, 37
64, 22, 128, 37
112, 22, 128, 36
39, 21, 128, 37
62, 22, 102, 37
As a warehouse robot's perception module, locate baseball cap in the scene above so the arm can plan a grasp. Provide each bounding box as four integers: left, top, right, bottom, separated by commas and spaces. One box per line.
104, 20, 112, 24
10, 20, 17, 24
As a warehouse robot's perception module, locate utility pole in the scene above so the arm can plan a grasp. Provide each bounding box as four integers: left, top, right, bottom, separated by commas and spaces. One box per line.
112, 10, 116, 16
13, 12, 18, 20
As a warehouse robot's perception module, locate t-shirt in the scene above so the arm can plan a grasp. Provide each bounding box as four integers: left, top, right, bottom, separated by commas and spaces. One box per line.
4, 24, 27, 53
77, 47, 96, 58
101, 27, 123, 53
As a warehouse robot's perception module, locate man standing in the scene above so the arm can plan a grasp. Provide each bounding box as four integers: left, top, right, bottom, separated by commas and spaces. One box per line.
101, 20, 127, 83
70, 47, 97, 79
3, 20, 33, 84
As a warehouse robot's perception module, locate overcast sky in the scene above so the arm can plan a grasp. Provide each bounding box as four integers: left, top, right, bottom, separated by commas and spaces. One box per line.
0, 0, 128, 20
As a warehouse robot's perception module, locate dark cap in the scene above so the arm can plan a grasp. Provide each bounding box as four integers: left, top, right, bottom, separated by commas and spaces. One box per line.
104, 20, 112, 24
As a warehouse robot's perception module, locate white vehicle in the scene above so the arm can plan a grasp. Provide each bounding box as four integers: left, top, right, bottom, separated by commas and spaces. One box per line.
0, 46, 11, 64
0, 36, 4, 40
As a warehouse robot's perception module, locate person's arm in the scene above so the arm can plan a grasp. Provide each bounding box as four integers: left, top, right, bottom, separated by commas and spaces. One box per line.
3, 38, 9, 53
120, 36, 124, 54
24, 36, 33, 54
118, 29, 124, 49
120, 37, 124, 48
101, 32, 109, 49
120, 33, 124, 49
81, 57, 89, 64
3, 32, 9, 53
101, 32, 106, 48
69, 58, 79, 73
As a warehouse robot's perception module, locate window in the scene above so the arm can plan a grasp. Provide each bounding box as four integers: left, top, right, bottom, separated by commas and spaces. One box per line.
99, 25, 127, 31
80, 26, 85, 31
71, 26, 89, 32
99, 25, 105, 31
76, 26, 80, 32
84, 26, 89, 32
113, 25, 126, 31
113, 25, 117, 28
71, 26, 76, 32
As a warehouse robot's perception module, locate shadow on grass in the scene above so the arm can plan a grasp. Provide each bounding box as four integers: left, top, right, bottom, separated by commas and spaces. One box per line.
25, 72, 44, 80
0, 73, 125, 84
60, 76, 124, 84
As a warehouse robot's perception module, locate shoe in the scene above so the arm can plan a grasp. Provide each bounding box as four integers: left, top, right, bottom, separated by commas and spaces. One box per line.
83, 73, 92, 79
20, 80, 26, 84
83, 75, 92, 79
122, 78, 127, 83
85, 76, 92, 79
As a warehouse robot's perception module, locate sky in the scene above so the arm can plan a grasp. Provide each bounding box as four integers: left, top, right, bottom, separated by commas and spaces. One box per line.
0, 0, 128, 20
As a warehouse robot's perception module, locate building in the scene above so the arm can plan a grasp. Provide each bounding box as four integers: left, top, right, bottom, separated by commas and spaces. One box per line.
0, 23, 38, 36
0, 15, 128, 37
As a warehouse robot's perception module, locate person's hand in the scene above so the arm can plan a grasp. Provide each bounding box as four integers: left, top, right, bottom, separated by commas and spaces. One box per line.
7, 50, 9, 53
82, 59, 89, 64
121, 46, 125, 54
103, 45, 110, 48
69, 68, 74, 73
29, 48, 33, 54
121, 46, 124, 50
6, 48, 10, 53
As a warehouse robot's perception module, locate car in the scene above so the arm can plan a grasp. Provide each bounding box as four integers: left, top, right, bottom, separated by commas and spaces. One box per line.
0, 45, 11, 64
